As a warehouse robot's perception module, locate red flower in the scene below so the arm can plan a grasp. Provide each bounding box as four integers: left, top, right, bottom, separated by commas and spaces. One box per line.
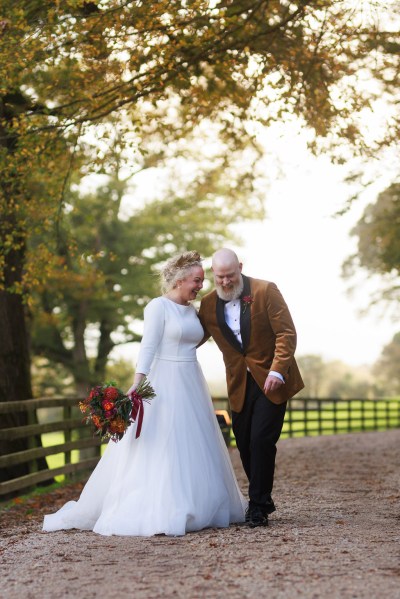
89, 385, 102, 399
242, 295, 254, 314
103, 386, 119, 401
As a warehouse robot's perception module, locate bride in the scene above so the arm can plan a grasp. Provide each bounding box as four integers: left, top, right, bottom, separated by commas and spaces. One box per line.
43, 251, 246, 536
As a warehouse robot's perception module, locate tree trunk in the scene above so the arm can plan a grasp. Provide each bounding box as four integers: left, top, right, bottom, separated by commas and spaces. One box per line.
0, 290, 32, 482
71, 302, 98, 459
0, 243, 49, 484
0, 108, 50, 486
94, 319, 115, 382
72, 300, 91, 391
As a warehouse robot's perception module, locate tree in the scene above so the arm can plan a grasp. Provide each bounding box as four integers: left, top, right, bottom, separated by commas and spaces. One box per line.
29, 135, 263, 393
343, 181, 400, 311
373, 332, 400, 396
31, 356, 75, 398
296, 354, 375, 399
2, 0, 399, 477
297, 354, 326, 398
327, 367, 373, 400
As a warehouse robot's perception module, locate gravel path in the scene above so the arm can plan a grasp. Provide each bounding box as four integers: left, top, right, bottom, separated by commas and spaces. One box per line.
1, 430, 400, 599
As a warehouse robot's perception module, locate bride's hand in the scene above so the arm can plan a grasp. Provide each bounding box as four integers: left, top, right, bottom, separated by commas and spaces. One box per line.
126, 384, 137, 397
126, 373, 146, 397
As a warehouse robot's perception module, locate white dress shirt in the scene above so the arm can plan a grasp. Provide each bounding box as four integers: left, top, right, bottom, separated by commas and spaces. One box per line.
224, 299, 284, 383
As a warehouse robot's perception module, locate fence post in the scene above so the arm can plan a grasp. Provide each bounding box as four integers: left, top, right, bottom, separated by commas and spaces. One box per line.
27, 408, 38, 475
64, 404, 72, 477
285, 402, 292, 437
332, 400, 338, 435
347, 400, 352, 433
303, 398, 308, 437
361, 400, 366, 431
317, 400, 322, 436
373, 400, 378, 430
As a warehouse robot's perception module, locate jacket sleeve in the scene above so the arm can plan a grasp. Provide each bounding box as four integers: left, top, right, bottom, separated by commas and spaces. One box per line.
197, 300, 212, 348
265, 283, 297, 378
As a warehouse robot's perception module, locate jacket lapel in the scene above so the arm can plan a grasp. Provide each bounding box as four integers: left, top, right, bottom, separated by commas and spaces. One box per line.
240, 274, 251, 352
216, 296, 243, 353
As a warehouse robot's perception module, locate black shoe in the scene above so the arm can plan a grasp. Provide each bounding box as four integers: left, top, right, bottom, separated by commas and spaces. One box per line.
247, 499, 275, 518
263, 500, 276, 515
247, 506, 269, 528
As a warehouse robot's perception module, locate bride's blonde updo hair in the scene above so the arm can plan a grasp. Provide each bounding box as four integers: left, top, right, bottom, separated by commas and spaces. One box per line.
160, 251, 203, 293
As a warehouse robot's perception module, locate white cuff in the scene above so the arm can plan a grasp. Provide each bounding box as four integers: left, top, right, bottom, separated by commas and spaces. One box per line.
269, 370, 285, 383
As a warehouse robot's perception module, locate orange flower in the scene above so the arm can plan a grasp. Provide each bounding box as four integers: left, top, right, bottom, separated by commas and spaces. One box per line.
79, 402, 88, 414
109, 417, 126, 433
92, 414, 103, 429
101, 399, 115, 412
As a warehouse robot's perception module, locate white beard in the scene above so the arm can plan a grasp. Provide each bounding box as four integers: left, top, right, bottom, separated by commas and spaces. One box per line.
215, 277, 244, 302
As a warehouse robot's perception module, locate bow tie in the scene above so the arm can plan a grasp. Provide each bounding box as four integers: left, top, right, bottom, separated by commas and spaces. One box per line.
219, 297, 241, 304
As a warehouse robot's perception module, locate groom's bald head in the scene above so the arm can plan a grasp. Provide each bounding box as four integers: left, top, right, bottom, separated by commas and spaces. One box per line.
212, 248, 241, 270
211, 248, 243, 301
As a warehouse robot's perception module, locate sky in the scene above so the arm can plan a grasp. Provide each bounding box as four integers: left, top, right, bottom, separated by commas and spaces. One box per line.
114, 124, 398, 391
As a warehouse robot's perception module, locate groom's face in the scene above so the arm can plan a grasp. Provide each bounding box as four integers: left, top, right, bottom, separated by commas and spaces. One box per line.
212, 262, 243, 301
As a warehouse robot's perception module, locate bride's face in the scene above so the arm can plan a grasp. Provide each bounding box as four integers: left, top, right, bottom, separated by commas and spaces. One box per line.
178, 266, 204, 303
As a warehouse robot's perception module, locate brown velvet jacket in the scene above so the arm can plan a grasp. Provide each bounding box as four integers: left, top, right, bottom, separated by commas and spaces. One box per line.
198, 275, 304, 413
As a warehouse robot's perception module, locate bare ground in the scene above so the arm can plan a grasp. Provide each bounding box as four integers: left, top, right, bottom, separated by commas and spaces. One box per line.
1, 430, 400, 599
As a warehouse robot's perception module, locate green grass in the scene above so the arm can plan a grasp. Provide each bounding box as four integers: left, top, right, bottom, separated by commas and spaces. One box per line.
41, 431, 106, 482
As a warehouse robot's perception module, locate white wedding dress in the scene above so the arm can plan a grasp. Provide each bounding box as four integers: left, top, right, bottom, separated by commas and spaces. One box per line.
43, 297, 246, 536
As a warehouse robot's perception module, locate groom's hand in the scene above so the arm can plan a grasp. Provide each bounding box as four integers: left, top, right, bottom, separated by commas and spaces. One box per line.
263, 374, 284, 395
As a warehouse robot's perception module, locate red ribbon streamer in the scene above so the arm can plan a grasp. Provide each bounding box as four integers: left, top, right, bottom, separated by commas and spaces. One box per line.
130, 394, 144, 439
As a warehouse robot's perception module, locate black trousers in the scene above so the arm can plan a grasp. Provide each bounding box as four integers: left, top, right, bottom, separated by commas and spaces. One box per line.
231, 372, 287, 509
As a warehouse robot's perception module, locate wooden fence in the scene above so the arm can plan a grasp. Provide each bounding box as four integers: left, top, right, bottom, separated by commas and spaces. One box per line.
281, 397, 400, 438
0, 397, 102, 498
1, 396, 400, 498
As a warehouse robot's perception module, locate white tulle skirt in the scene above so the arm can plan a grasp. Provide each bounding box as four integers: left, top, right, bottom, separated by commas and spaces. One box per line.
43, 358, 246, 536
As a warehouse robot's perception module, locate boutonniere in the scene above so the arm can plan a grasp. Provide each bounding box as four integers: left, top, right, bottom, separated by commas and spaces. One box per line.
242, 295, 254, 314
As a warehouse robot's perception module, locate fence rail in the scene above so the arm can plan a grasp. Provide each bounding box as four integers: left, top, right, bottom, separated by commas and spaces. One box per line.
0, 397, 103, 498
1, 396, 399, 498
281, 397, 400, 438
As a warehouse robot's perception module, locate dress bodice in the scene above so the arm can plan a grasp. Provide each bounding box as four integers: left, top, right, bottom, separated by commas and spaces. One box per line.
136, 297, 204, 374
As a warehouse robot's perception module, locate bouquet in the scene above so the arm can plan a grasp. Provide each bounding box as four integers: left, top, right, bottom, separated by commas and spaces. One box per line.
79, 379, 155, 442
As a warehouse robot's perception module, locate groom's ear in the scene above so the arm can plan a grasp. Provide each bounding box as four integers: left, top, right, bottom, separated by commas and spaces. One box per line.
239, 263, 243, 272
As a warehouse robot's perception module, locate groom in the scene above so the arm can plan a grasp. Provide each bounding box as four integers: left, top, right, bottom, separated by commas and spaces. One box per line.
198, 249, 304, 527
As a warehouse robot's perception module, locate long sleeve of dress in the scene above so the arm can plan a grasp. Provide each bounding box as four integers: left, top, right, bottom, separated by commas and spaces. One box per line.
135, 298, 165, 375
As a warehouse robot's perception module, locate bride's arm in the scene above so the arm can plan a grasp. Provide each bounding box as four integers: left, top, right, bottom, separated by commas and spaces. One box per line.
127, 298, 165, 395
